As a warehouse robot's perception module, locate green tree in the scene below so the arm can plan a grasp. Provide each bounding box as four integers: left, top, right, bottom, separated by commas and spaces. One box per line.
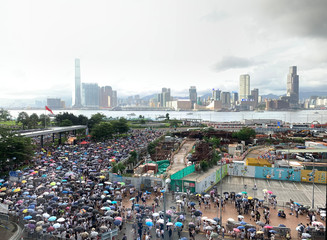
111, 118, 129, 134
61, 119, 73, 126
0, 109, 11, 121
209, 137, 221, 148
91, 122, 114, 141
0, 127, 34, 173
200, 160, 209, 171
29, 113, 39, 129
39, 114, 50, 127
170, 120, 179, 128
165, 113, 170, 121
88, 113, 106, 130
16, 112, 30, 130
232, 127, 256, 141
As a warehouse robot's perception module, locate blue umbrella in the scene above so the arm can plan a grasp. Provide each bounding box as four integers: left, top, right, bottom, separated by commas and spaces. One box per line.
237, 226, 245, 230
278, 224, 286, 227
24, 216, 32, 220
62, 179, 67, 182
236, 194, 242, 197
23, 192, 29, 195
242, 198, 248, 201
130, 197, 135, 201
146, 221, 153, 226
48, 216, 57, 222
180, 238, 188, 240
62, 191, 68, 194
294, 202, 301, 206
175, 222, 183, 227
248, 228, 256, 232
269, 230, 277, 233
213, 217, 220, 223
190, 202, 196, 206
113, 220, 121, 226
111, 201, 117, 204
110, 206, 116, 210
42, 174, 47, 178
240, 221, 247, 225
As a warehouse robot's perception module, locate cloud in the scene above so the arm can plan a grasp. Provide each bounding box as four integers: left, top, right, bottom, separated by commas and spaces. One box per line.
256, 0, 327, 39
200, 10, 227, 22
213, 56, 260, 72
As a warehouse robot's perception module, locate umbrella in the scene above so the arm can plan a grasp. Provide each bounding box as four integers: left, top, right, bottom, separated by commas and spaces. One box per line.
238, 215, 244, 219
256, 221, 265, 226
278, 224, 286, 227
257, 231, 264, 234
205, 226, 214, 230
264, 225, 273, 229
113, 220, 121, 226
146, 221, 153, 226
248, 228, 256, 232
201, 216, 208, 221
302, 233, 311, 238
312, 221, 324, 226
47, 226, 55, 232
57, 218, 65, 223
271, 195, 276, 198
152, 212, 159, 217
114, 216, 122, 221
269, 230, 277, 233
36, 226, 42, 232
175, 222, 183, 227
240, 221, 247, 225
267, 190, 273, 194
53, 223, 61, 228
190, 202, 196, 206
233, 228, 240, 232
213, 217, 220, 223
262, 189, 267, 192
75, 226, 84, 232
241, 191, 247, 194
24, 216, 33, 220
227, 218, 235, 222
157, 219, 164, 224
48, 216, 57, 222
166, 222, 173, 226
237, 226, 245, 230
180, 238, 188, 240
210, 232, 219, 238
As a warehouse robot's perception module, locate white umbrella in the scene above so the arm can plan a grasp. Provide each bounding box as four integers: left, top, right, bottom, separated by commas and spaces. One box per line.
152, 213, 159, 217
166, 222, 173, 226
57, 218, 65, 223
42, 213, 50, 218
176, 200, 183, 203
204, 194, 210, 198
201, 217, 208, 220
90, 231, 98, 238
227, 218, 235, 222
238, 215, 244, 219
53, 223, 61, 229
205, 226, 214, 230
157, 219, 164, 224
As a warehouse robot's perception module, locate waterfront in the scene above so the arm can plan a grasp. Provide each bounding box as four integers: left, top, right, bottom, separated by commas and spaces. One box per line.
8, 109, 327, 124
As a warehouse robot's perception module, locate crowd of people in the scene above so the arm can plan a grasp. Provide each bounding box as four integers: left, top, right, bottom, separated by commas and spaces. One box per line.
0, 129, 165, 239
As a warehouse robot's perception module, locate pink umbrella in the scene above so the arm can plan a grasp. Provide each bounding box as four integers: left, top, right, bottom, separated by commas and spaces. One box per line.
115, 217, 122, 221
233, 228, 240, 232
264, 225, 273, 229
267, 190, 273, 194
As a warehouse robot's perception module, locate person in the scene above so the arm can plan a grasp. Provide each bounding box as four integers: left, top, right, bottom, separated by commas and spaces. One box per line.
221, 226, 225, 239
286, 232, 291, 240
240, 230, 245, 240
122, 233, 127, 240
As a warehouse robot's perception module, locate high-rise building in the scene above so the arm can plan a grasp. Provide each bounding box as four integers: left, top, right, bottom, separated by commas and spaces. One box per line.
189, 86, 197, 108
74, 59, 82, 108
47, 98, 62, 109
287, 66, 299, 107
251, 88, 259, 108
212, 89, 221, 101
82, 83, 100, 108
231, 92, 238, 105
111, 91, 118, 107
220, 92, 231, 108
100, 86, 112, 108
239, 74, 250, 101
158, 88, 171, 107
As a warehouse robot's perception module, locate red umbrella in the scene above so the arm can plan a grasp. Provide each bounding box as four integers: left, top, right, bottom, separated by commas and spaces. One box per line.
233, 228, 240, 232
47, 226, 55, 232
80, 141, 89, 145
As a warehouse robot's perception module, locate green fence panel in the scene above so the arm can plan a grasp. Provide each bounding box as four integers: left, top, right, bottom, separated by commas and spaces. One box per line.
171, 165, 195, 180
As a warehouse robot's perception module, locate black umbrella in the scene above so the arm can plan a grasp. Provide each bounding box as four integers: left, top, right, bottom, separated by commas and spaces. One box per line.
75, 226, 84, 232
223, 192, 229, 194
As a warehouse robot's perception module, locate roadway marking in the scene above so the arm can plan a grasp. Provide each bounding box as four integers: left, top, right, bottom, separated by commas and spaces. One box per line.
315, 184, 322, 193
279, 181, 285, 188
266, 180, 271, 187
292, 182, 299, 190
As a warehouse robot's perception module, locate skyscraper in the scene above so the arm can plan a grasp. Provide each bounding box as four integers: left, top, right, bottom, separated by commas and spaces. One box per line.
74, 58, 82, 108
251, 88, 259, 108
239, 74, 250, 101
212, 89, 221, 101
82, 83, 100, 108
189, 86, 197, 108
287, 66, 299, 107
100, 86, 112, 108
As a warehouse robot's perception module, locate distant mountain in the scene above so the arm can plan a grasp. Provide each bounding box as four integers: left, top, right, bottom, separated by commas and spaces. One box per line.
299, 92, 327, 100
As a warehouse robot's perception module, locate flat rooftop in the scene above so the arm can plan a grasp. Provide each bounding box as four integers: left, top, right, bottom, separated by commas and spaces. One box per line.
182, 165, 223, 182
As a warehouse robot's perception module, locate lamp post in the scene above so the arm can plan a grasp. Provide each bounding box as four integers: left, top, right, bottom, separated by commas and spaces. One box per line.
220, 159, 223, 226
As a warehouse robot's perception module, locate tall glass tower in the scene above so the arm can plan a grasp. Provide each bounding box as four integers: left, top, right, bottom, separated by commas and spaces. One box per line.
287, 66, 299, 107
74, 58, 82, 108
239, 74, 250, 101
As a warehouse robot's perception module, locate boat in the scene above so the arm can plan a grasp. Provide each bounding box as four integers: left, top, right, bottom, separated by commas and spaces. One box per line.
186, 112, 193, 115
127, 113, 136, 117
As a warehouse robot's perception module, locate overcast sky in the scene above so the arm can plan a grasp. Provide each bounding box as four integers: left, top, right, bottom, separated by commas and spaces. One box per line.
1, 0, 326, 100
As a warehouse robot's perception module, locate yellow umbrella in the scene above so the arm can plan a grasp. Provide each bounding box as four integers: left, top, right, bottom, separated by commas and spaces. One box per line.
257, 231, 264, 234
262, 189, 268, 192
50, 182, 56, 186
23, 209, 28, 213
99, 176, 105, 179
22, 180, 27, 184
196, 194, 201, 197
14, 188, 21, 192
0, 187, 7, 191
248, 197, 253, 200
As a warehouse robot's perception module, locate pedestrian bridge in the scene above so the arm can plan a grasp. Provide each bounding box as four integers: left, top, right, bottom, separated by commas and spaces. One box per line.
18, 125, 87, 138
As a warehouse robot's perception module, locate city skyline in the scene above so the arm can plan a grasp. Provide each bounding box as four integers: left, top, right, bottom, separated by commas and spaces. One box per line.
0, 0, 327, 100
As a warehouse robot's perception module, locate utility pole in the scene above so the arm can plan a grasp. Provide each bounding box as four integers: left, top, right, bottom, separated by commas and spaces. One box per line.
220, 160, 223, 226
161, 189, 169, 240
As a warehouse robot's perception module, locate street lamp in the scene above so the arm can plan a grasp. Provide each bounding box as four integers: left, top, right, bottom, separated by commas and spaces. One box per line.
161, 188, 169, 240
